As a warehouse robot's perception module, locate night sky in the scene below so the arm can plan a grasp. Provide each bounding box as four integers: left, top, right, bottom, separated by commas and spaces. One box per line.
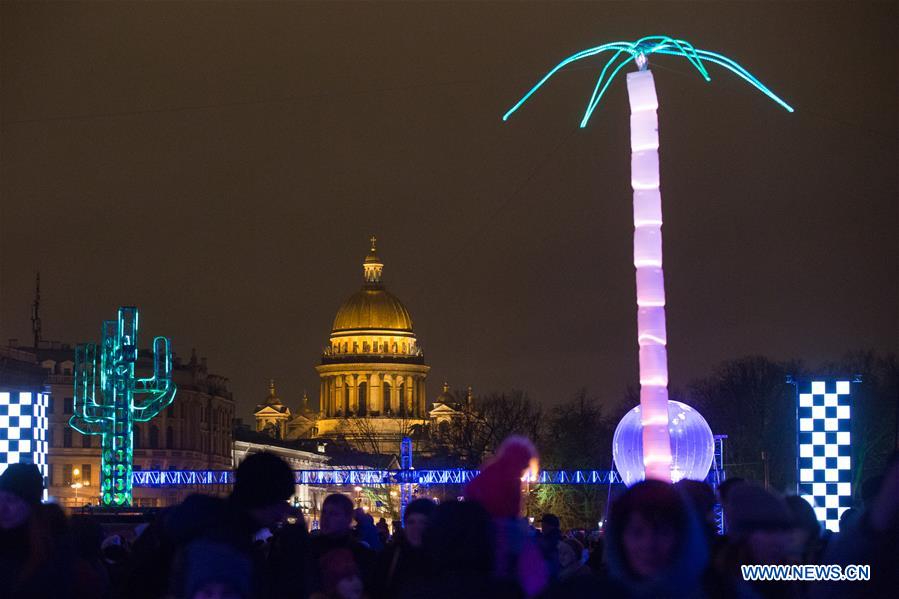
2, 2, 896, 421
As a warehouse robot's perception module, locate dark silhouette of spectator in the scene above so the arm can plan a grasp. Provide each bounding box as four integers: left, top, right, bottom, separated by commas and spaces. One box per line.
535, 513, 562, 580
715, 483, 797, 599
837, 506, 859, 534
99, 533, 131, 591
556, 538, 590, 581
374, 498, 435, 598
717, 476, 745, 533
1, 464, 105, 597
162, 453, 300, 598
317, 547, 365, 599
178, 539, 252, 599
784, 495, 823, 564
310, 493, 377, 595
376, 517, 390, 546
402, 499, 521, 599
675, 480, 718, 537
464, 436, 548, 596
811, 455, 899, 599
0, 463, 44, 594
546, 480, 716, 598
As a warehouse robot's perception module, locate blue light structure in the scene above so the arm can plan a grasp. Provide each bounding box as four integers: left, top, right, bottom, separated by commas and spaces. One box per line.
503, 35, 793, 127
400, 436, 413, 520
796, 380, 855, 532
131, 468, 623, 487
70, 307, 176, 506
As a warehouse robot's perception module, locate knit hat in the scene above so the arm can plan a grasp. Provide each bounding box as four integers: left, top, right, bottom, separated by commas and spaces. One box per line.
231, 452, 295, 508
0, 463, 44, 505
725, 483, 794, 537
464, 436, 537, 518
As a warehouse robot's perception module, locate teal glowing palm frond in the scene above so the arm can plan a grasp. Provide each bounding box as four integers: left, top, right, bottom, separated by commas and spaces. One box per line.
502, 35, 793, 127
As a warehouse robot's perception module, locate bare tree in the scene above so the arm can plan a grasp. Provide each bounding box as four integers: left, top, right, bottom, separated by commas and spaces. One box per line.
434, 390, 543, 466
338, 415, 422, 456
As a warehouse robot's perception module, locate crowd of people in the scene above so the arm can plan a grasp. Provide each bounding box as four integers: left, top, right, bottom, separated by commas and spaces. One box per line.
1, 435, 897, 599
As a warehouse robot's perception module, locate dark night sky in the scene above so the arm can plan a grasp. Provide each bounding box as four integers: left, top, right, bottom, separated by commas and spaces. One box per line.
1, 2, 896, 421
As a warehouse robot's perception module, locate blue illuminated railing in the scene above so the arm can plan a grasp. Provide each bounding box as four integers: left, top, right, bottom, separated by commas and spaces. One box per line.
131, 469, 621, 487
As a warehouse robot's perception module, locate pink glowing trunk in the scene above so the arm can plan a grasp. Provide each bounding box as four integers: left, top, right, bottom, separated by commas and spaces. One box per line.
627, 69, 672, 482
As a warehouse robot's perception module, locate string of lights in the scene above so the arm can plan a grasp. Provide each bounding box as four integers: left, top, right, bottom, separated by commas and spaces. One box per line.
131, 468, 622, 487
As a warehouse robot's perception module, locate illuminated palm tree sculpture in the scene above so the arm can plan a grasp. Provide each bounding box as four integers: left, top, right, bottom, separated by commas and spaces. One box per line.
503, 36, 792, 482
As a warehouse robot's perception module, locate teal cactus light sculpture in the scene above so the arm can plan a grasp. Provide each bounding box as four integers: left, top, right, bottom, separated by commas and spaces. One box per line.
69, 307, 176, 506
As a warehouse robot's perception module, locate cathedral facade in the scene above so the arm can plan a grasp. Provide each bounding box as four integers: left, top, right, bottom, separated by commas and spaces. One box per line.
255, 238, 463, 451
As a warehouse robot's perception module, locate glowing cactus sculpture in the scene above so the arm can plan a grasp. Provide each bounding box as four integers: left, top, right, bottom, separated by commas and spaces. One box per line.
503, 36, 792, 482
70, 307, 176, 506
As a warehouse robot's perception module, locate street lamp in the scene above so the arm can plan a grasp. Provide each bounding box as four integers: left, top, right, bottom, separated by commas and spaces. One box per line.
71, 468, 82, 504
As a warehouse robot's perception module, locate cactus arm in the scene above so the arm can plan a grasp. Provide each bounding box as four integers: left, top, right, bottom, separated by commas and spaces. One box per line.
69, 414, 108, 435
132, 386, 176, 422
73, 342, 113, 421
132, 336, 176, 421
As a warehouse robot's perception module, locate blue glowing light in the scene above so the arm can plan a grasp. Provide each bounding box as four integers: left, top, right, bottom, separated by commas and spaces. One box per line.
503, 35, 794, 127
131, 469, 622, 487
797, 380, 854, 532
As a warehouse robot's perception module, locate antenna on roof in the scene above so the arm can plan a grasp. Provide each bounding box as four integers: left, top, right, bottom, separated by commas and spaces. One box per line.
31, 272, 42, 349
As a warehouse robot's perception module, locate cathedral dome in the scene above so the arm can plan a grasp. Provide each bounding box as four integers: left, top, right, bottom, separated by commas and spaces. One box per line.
331, 237, 414, 333
333, 289, 413, 332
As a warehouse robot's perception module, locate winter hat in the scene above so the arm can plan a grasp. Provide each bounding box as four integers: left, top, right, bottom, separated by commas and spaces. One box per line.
232, 452, 295, 509
725, 483, 794, 537
0, 463, 43, 505
403, 497, 436, 524
464, 435, 537, 518
183, 540, 252, 599
319, 548, 360, 594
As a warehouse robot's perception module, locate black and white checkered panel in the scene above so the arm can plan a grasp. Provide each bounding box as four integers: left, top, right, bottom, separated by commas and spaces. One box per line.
0, 391, 50, 499
798, 380, 852, 532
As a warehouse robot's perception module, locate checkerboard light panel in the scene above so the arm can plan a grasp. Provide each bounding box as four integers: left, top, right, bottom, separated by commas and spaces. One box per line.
0, 392, 50, 499
798, 380, 852, 532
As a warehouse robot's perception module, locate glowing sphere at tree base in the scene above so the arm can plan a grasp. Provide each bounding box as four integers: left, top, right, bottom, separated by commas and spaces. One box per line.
613, 400, 714, 486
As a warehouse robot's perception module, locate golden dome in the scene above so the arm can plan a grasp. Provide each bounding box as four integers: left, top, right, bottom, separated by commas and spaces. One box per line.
332, 288, 413, 332
331, 237, 414, 332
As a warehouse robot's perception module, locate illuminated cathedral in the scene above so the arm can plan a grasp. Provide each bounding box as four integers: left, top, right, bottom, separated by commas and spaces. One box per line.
254, 238, 465, 451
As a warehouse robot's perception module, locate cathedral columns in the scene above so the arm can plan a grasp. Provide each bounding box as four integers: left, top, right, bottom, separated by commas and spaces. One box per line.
417, 378, 426, 417
349, 376, 358, 415
335, 377, 345, 416
329, 377, 336, 417
404, 375, 414, 417
369, 373, 381, 414
390, 375, 400, 415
